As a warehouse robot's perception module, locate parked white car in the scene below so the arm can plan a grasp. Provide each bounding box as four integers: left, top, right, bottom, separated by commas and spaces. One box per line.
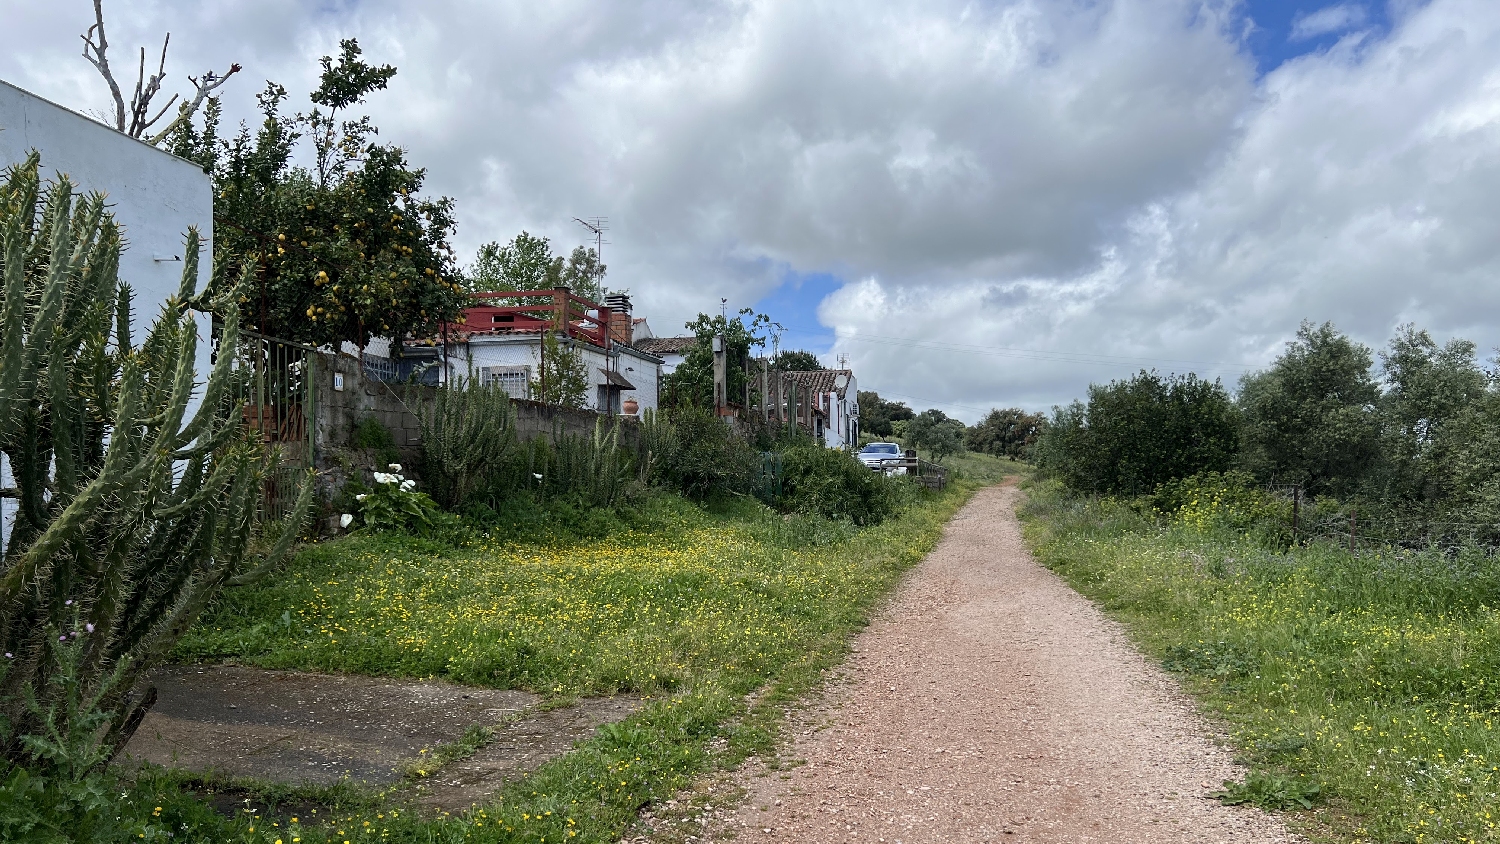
858, 442, 907, 475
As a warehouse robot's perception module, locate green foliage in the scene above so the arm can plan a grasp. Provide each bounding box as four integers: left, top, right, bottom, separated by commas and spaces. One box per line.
466, 234, 606, 302
210, 39, 468, 348
771, 349, 823, 372
777, 443, 902, 525
351, 465, 451, 537
857, 390, 914, 438
1370, 325, 1491, 510
1035, 370, 1239, 495
904, 408, 966, 462
1211, 772, 1322, 811
349, 416, 400, 467
0, 157, 310, 778
1239, 321, 1380, 496
532, 331, 590, 408
1022, 481, 1500, 840
414, 377, 632, 514
416, 381, 519, 509
639, 406, 759, 499
966, 407, 1046, 459
661, 310, 769, 409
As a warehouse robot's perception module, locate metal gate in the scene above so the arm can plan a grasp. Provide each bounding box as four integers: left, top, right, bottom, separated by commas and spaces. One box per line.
227, 329, 316, 522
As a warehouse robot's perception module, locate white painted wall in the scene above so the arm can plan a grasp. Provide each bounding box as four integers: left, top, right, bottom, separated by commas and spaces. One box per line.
1, 80, 214, 547
444, 335, 661, 415
0, 79, 213, 385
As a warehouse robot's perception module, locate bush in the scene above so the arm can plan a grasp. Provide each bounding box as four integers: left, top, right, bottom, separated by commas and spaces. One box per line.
349, 463, 458, 538
1034, 370, 1239, 495
776, 444, 902, 525
640, 407, 759, 500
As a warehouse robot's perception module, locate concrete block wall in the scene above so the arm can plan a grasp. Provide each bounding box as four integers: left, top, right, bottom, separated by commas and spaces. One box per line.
314, 351, 641, 483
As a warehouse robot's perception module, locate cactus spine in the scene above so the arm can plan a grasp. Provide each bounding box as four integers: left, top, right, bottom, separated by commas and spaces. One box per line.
0, 154, 311, 770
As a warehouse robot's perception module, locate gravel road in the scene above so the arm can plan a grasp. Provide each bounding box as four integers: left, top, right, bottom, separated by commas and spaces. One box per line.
698, 482, 1301, 843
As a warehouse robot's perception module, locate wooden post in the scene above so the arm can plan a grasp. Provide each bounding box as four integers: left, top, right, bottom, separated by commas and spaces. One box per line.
1291, 485, 1300, 545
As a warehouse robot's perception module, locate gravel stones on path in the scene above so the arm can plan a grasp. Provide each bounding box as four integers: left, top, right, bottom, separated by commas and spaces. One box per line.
695, 482, 1301, 844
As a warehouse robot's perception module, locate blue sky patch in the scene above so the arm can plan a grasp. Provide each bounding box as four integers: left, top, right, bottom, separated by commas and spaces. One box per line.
1239, 0, 1396, 73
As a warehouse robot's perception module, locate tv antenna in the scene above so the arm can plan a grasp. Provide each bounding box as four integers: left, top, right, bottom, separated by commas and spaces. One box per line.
572, 217, 610, 262
771, 322, 785, 360
838, 353, 849, 370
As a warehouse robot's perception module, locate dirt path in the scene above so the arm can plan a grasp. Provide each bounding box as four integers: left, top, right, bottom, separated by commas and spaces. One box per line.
694, 483, 1300, 843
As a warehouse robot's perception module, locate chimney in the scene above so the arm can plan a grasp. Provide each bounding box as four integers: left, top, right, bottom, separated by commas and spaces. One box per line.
603, 293, 633, 344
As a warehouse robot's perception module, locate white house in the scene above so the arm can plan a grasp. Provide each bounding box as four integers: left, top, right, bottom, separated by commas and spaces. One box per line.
437, 289, 662, 415
782, 369, 859, 449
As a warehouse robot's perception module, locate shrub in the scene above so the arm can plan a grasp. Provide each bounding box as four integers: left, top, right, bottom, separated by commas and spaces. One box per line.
1034, 370, 1239, 495
640, 407, 759, 500
349, 464, 455, 538
776, 444, 901, 525
0, 157, 310, 779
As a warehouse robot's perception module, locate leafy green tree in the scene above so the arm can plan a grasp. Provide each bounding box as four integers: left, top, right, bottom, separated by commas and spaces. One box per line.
560, 245, 607, 302
772, 349, 824, 371
857, 390, 914, 438
1035, 371, 1239, 495
661, 309, 769, 409
967, 408, 1046, 459
1239, 322, 1380, 495
467, 236, 606, 302
905, 409, 966, 462
533, 331, 590, 408
210, 39, 468, 348
1372, 325, 1490, 505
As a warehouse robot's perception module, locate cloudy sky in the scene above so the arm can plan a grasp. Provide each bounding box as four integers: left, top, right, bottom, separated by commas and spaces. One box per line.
2, 0, 1495, 420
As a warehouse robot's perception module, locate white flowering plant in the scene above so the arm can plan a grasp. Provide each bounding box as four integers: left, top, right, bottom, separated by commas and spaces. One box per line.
350, 464, 448, 536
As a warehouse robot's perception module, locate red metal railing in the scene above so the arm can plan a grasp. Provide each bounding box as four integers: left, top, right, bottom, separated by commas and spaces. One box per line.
462, 288, 613, 349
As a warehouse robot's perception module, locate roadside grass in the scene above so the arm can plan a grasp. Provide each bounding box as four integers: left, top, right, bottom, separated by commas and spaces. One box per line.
943, 451, 1026, 484
145, 479, 994, 842
1019, 479, 1500, 844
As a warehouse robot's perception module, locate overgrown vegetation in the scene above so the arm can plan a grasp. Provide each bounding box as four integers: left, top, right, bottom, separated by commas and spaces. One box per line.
0, 156, 310, 839
1021, 475, 1500, 842
1034, 320, 1500, 545
157, 477, 979, 842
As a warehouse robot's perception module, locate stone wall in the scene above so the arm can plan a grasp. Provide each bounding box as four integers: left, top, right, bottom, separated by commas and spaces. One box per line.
313, 351, 641, 486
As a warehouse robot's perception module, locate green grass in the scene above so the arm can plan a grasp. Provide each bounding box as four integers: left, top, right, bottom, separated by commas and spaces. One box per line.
1020, 479, 1500, 844
119, 482, 989, 843
942, 451, 1026, 484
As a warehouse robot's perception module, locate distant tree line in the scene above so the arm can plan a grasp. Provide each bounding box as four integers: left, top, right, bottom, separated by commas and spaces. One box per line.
1034, 320, 1500, 533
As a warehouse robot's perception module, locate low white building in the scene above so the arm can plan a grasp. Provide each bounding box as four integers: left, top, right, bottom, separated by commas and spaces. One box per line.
782, 369, 860, 449
437, 289, 662, 416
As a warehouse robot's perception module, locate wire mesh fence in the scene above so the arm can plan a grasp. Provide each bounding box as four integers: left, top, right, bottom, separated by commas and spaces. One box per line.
1267, 484, 1500, 554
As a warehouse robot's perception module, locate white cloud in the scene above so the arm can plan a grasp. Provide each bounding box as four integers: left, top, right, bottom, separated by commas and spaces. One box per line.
821, 0, 1500, 419
5, 0, 1500, 421
1290, 3, 1370, 41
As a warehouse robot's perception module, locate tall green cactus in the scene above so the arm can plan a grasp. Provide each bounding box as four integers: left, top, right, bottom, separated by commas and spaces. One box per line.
0, 154, 312, 769
416, 381, 520, 509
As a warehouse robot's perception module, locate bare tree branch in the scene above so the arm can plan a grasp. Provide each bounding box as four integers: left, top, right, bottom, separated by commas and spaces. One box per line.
79, 0, 126, 132
146, 64, 241, 147
79, 0, 239, 145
